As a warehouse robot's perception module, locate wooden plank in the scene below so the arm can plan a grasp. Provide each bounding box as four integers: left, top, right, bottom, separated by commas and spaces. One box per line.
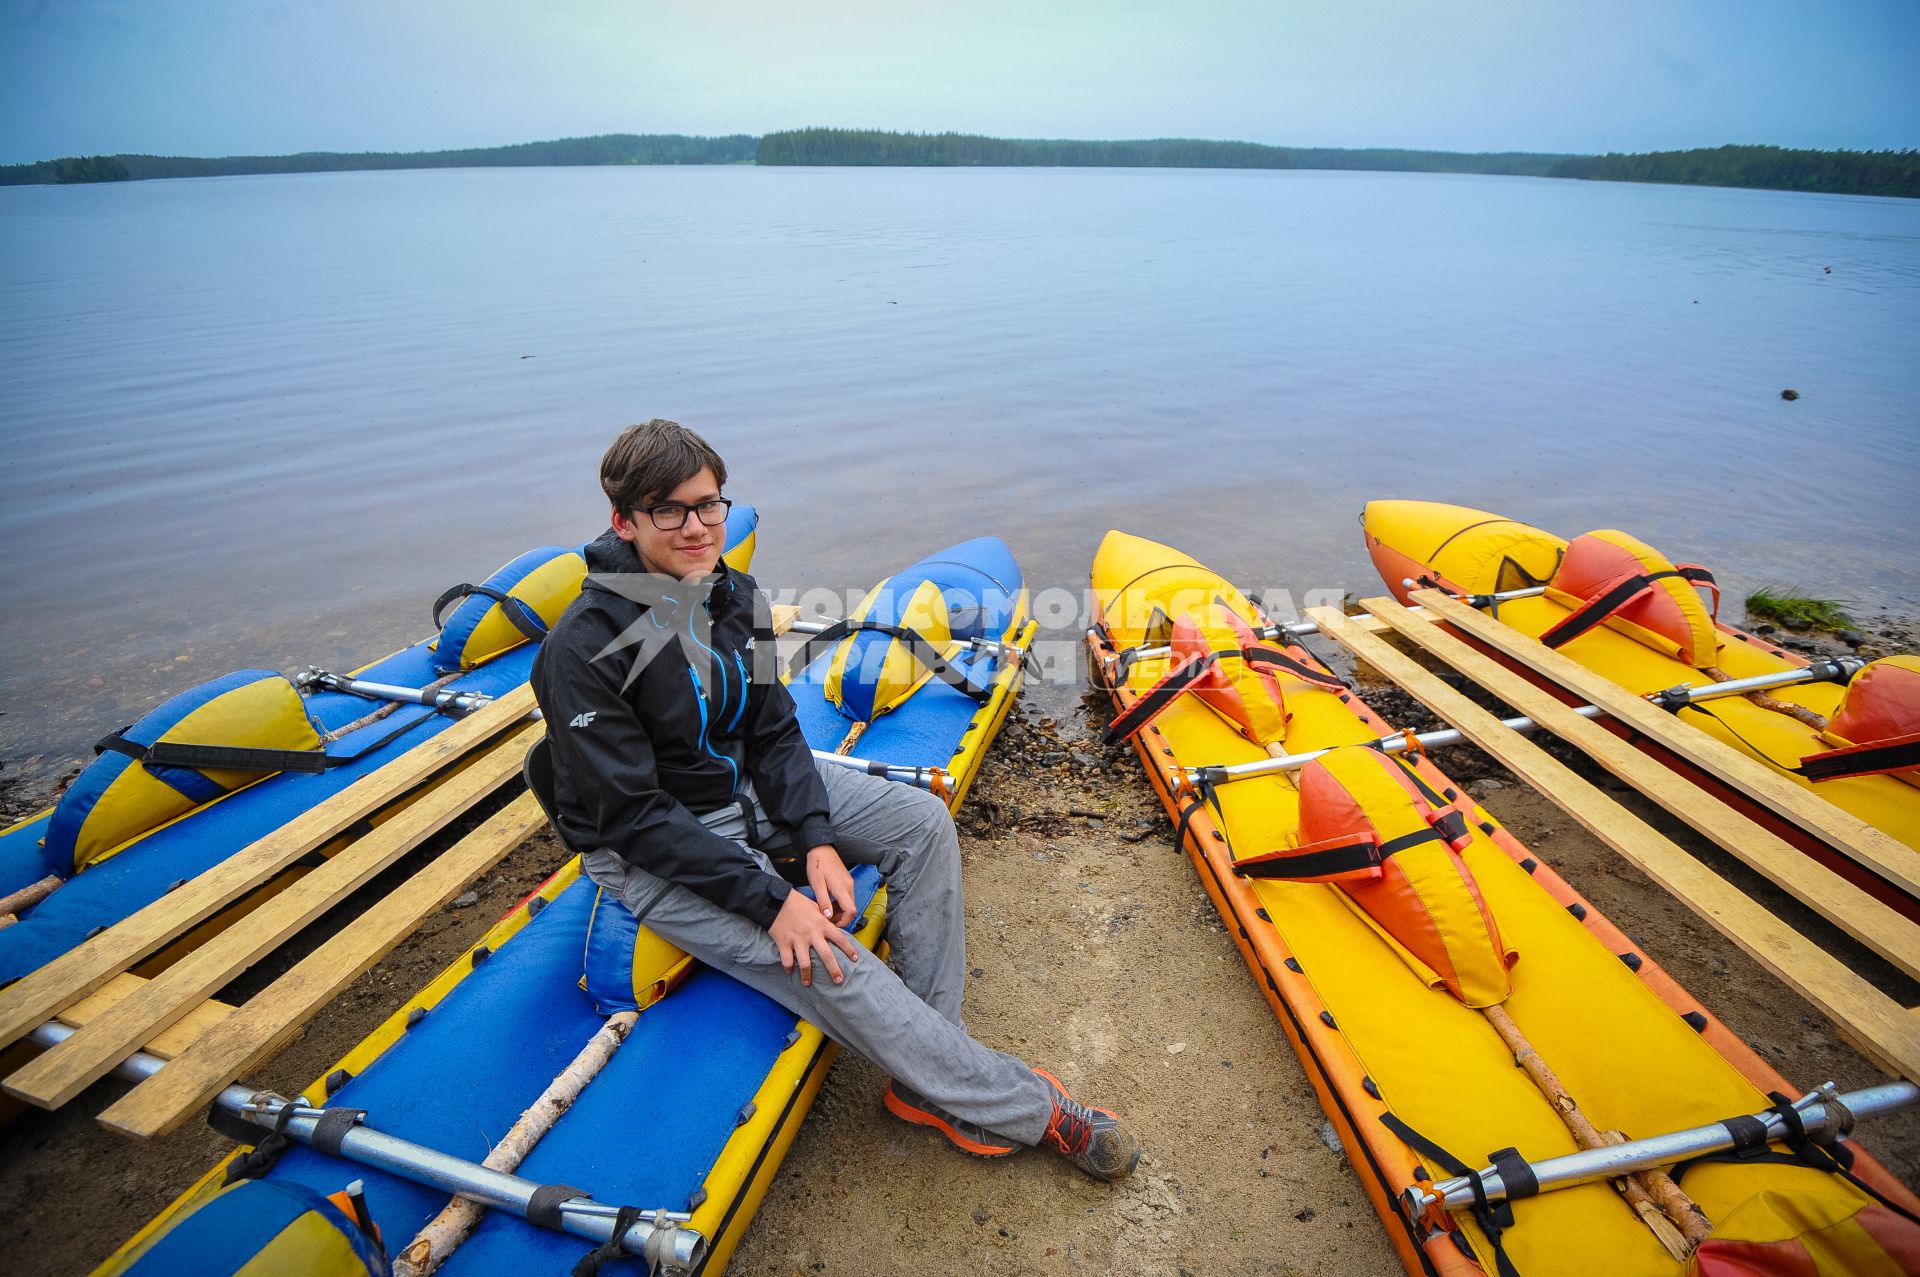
1307, 606, 1920, 1080
1409, 587, 1920, 902
1363, 598, 1920, 983
771, 603, 800, 635
100, 790, 550, 1140
2, 719, 544, 1110
0, 683, 537, 1055
55, 974, 236, 1062
1354, 599, 1920, 985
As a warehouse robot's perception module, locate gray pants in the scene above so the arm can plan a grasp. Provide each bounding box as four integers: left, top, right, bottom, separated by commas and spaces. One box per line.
581, 761, 1054, 1146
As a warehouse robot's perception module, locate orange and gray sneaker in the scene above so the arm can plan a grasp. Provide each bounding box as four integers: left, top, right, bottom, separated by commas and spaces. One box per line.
883, 1080, 1018, 1158
1035, 1068, 1142, 1181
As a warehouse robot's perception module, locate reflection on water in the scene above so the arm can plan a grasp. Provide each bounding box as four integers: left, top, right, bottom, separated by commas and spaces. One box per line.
1, 167, 1916, 776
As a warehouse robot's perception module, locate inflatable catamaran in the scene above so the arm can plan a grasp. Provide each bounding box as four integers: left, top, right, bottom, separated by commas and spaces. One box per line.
94, 535, 1036, 1276
1089, 530, 1920, 1277
1361, 500, 1920, 919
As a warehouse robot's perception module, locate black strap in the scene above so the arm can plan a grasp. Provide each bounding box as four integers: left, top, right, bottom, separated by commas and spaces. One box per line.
433, 582, 549, 641
1794, 735, 1920, 783
309, 1106, 364, 1156
1171, 773, 1228, 856
1379, 826, 1448, 856
1387, 757, 1472, 846
94, 706, 436, 778
1241, 646, 1349, 690
572, 1204, 644, 1277
223, 1102, 300, 1184
1487, 1147, 1539, 1201
528, 1182, 588, 1230
1233, 837, 1381, 881
734, 796, 762, 843
1541, 573, 1656, 647
111, 737, 334, 773
1541, 566, 1716, 650
1105, 653, 1219, 743
1669, 1092, 1920, 1230
1172, 794, 1208, 855
1377, 1111, 1523, 1277
786, 620, 991, 701
1106, 644, 1345, 745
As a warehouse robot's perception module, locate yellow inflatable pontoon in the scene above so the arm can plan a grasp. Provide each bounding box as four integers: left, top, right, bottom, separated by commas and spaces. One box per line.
1362, 500, 1920, 918
1089, 529, 1920, 1277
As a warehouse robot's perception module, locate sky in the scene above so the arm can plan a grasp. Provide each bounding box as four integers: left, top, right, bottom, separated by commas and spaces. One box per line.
2, 0, 1917, 166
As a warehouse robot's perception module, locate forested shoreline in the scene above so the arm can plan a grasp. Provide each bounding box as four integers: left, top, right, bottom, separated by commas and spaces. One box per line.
0, 133, 755, 186
1548, 144, 1919, 198
3, 129, 1913, 198
754, 129, 1572, 176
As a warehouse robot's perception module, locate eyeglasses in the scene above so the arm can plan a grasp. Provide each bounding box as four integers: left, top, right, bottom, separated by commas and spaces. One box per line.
638, 497, 732, 531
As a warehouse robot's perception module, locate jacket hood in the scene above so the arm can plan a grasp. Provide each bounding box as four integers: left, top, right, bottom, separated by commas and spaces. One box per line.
583, 527, 643, 578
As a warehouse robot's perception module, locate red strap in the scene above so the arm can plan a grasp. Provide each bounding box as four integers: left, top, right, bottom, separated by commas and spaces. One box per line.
1796, 731, 1920, 782
1676, 563, 1720, 620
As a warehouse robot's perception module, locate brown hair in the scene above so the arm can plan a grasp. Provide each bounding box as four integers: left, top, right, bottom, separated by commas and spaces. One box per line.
599, 419, 728, 515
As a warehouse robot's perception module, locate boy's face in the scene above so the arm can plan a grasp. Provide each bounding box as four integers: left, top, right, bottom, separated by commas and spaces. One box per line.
611, 465, 726, 579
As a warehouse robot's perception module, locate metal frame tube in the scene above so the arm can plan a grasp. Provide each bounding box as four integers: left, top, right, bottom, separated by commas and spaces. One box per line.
1190, 705, 1608, 783
1103, 584, 1553, 668
785, 618, 1025, 660
1652, 659, 1862, 708
28, 1023, 707, 1272
1172, 660, 1860, 787
305, 679, 953, 796
810, 749, 945, 790
1402, 1081, 1918, 1222
301, 670, 494, 715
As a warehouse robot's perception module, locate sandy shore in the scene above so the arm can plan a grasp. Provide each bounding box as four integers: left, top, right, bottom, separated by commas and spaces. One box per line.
3, 612, 1917, 1275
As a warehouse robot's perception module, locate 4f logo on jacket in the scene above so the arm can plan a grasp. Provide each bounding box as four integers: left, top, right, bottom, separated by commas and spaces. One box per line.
568, 711, 597, 728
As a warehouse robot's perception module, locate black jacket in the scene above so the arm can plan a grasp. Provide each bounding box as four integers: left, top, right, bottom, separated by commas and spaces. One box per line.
531, 530, 834, 927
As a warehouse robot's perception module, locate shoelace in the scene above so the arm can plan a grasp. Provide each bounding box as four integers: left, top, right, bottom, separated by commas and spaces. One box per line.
1045, 1096, 1095, 1156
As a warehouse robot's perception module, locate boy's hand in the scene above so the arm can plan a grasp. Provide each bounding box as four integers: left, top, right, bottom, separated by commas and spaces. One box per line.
806, 843, 859, 928
769, 890, 859, 987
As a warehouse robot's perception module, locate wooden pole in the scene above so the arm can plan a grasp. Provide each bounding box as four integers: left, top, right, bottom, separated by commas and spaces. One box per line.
1256, 689, 1709, 1254
1481, 1004, 1708, 1257
1705, 666, 1829, 731
391, 1010, 642, 1277
0, 874, 62, 918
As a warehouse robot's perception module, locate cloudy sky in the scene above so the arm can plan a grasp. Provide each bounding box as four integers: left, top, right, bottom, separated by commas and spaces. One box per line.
2, 0, 1916, 165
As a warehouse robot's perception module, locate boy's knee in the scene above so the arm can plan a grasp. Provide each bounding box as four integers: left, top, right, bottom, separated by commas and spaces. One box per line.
903, 786, 956, 838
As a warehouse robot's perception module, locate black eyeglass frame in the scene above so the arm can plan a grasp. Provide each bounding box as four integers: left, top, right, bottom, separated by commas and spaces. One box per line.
636, 496, 733, 531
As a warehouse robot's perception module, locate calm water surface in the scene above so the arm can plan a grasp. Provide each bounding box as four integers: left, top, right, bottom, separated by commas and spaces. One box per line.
2, 167, 1917, 774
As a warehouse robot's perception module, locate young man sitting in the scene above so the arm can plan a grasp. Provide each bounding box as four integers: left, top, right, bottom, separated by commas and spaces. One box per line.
531, 418, 1141, 1180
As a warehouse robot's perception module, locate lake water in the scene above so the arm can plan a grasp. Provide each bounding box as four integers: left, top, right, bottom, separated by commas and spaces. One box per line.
2, 166, 1917, 776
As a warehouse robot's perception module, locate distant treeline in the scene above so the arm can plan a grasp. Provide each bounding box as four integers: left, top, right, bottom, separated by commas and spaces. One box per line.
755, 129, 1571, 176
3, 130, 1914, 199
0, 133, 756, 186
1549, 144, 1919, 199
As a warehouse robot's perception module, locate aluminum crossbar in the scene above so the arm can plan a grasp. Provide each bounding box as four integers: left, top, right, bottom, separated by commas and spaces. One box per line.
1401, 1081, 1918, 1222
296, 673, 944, 791
1180, 658, 1861, 785
28, 1022, 707, 1273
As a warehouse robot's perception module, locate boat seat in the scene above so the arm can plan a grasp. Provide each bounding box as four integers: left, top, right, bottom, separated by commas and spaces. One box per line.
525, 735, 696, 1015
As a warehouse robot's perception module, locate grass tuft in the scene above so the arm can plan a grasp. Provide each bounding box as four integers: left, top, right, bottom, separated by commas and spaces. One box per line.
1745, 587, 1853, 631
